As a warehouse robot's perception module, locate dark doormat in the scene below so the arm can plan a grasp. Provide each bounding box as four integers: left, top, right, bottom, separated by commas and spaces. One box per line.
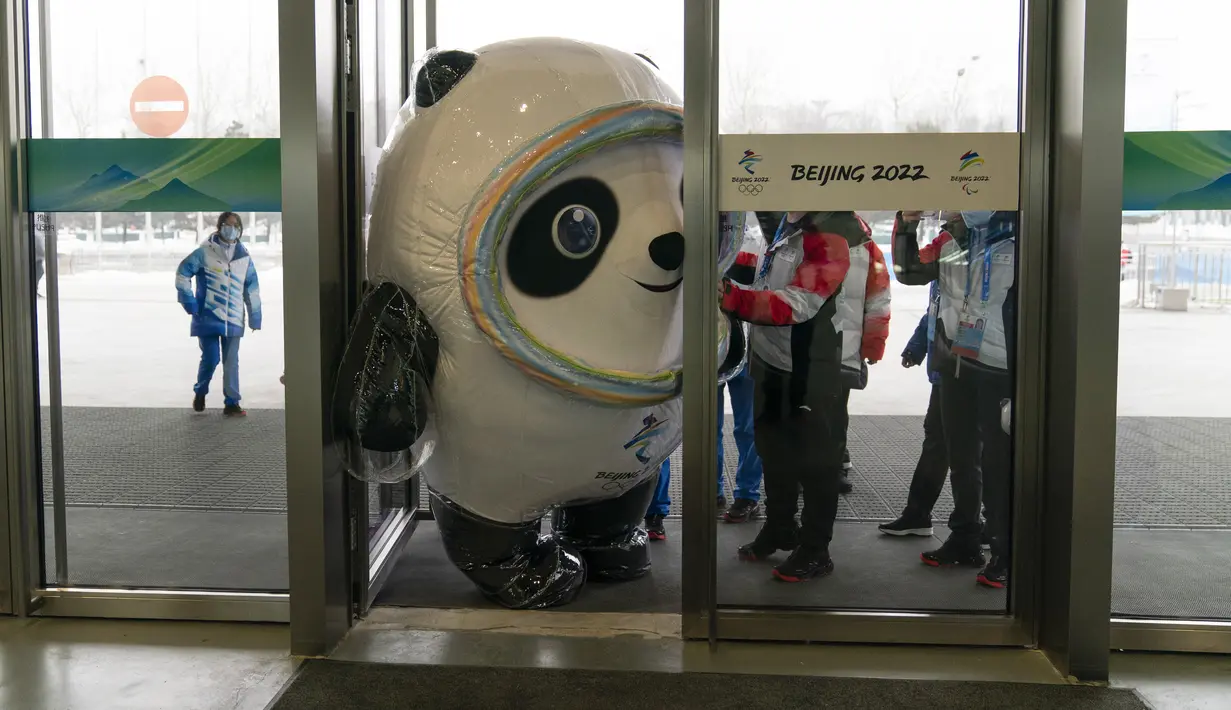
269, 660, 1151, 710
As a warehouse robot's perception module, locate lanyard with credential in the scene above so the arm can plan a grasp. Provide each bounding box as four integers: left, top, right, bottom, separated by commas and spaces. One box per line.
758, 214, 792, 282
962, 231, 994, 310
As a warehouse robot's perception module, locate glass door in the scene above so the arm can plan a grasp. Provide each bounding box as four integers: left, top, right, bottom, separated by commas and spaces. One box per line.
1110, 0, 1231, 653
344, 0, 417, 613
16, 0, 289, 616
680, 0, 1040, 646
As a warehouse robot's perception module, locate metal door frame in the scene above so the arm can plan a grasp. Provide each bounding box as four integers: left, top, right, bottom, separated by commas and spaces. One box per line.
677, 0, 1126, 678
680, 0, 1038, 649
0, 0, 290, 623
343, 0, 422, 617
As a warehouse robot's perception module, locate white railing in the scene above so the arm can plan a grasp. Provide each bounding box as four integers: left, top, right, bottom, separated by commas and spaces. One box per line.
1129, 241, 1231, 308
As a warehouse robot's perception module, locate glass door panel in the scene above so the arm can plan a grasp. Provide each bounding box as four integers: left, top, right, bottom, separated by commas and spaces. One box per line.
349, 0, 415, 611
710, 0, 1026, 621
28, 0, 287, 594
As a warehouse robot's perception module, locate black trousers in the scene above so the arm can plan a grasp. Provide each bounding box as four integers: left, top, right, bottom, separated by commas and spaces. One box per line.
939, 364, 1012, 559
750, 356, 844, 550
834, 385, 851, 465
902, 383, 950, 519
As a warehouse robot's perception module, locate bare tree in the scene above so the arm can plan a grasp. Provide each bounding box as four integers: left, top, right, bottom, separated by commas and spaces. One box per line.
56, 87, 96, 137
720, 53, 770, 134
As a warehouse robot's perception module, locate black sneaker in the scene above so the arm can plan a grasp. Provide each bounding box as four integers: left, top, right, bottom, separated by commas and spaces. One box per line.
737, 523, 798, 561
223, 404, 247, 417
772, 544, 834, 583
717, 495, 728, 512
838, 469, 854, 494
723, 498, 760, 523
977, 556, 1009, 589
878, 514, 934, 537
645, 514, 666, 541
192, 393, 206, 413
921, 536, 985, 567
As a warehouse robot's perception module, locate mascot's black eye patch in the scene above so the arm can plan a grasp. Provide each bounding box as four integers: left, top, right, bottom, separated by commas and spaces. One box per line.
506, 177, 619, 298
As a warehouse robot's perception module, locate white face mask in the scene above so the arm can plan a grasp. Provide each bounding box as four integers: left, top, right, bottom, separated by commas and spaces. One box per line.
220, 225, 240, 243
961, 211, 994, 230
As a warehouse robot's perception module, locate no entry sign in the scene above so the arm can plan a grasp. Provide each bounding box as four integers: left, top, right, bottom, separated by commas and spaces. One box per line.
129, 76, 190, 137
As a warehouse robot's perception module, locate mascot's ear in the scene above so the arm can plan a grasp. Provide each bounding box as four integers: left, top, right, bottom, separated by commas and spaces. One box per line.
415, 49, 478, 109
634, 53, 659, 70
333, 282, 440, 453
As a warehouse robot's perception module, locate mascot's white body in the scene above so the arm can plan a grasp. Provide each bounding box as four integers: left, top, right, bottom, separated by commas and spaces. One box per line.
349, 37, 739, 608
368, 38, 686, 524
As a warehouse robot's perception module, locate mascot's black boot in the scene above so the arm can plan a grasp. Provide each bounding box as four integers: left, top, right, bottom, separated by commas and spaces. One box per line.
430, 493, 585, 609
552, 476, 657, 582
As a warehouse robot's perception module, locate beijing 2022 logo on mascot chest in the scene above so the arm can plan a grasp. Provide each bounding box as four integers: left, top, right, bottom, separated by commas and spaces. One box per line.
332, 38, 747, 608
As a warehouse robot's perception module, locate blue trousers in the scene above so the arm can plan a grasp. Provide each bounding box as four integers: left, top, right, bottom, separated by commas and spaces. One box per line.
647, 365, 764, 517
194, 336, 242, 407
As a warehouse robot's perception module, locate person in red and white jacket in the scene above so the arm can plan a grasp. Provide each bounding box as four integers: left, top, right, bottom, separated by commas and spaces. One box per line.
830, 219, 892, 493
720, 210, 864, 584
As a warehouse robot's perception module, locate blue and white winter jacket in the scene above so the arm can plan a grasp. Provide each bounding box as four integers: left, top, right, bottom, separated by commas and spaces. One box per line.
176, 235, 262, 338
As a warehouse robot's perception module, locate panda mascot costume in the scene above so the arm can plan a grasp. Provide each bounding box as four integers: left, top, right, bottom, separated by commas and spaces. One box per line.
333, 38, 746, 609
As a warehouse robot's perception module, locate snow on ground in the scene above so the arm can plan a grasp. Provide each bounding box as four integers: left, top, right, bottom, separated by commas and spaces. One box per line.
34, 270, 1231, 417
38, 269, 286, 410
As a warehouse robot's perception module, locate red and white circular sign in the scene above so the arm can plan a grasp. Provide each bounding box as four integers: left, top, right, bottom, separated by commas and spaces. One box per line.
129, 76, 190, 137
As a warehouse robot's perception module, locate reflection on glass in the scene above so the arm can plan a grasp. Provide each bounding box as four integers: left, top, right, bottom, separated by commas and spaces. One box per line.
1114, 209, 1231, 621
35, 208, 286, 591
1110, 0, 1231, 624
28, 0, 286, 592
715, 209, 1017, 613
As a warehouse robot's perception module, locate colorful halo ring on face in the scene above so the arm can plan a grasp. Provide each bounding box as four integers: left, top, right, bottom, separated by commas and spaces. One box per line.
460, 100, 723, 407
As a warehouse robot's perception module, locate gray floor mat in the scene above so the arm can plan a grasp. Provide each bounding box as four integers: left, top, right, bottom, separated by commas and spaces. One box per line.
269, 659, 1152, 710
41, 407, 1231, 528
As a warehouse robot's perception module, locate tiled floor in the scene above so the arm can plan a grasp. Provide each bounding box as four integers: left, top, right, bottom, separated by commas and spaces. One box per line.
0, 616, 1227, 709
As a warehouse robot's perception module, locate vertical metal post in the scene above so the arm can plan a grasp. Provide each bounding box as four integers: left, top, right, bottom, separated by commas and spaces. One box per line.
424, 0, 435, 51
35, 0, 68, 587
1137, 244, 1146, 307
680, 0, 719, 644
374, 0, 387, 140
1038, 0, 1126, 682
402, 0, 413, 97
1012, 0, 1054, 637
280, 0, 352, 656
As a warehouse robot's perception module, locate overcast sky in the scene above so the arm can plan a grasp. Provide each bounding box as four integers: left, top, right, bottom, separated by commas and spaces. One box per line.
29, 0, 1231, 139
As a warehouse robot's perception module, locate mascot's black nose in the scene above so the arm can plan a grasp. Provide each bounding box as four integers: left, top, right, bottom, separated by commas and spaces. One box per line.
648, 231, 685, 271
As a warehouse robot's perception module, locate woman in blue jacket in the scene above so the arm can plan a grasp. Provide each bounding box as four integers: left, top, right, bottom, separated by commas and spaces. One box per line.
176, 212, 262, 416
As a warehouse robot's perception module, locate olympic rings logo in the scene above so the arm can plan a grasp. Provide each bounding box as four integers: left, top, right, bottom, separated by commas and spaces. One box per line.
738, 183, 764, 195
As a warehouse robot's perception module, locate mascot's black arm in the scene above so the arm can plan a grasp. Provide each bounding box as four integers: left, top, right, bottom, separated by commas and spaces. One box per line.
332, 281, 440, 453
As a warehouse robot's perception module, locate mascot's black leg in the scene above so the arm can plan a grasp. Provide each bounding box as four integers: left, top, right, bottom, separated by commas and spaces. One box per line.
430, 493, 586, 609
552, 476, 657, 582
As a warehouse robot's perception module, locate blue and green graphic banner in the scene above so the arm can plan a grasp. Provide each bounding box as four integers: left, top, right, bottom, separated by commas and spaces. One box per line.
21, 131, 1231, 213
1123, 131, 1231, 211
26, 138, 281, 213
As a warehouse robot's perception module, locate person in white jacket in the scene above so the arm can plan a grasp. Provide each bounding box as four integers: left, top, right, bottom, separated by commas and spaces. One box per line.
892, 209, 1016, 590
830, 217, 891, 493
